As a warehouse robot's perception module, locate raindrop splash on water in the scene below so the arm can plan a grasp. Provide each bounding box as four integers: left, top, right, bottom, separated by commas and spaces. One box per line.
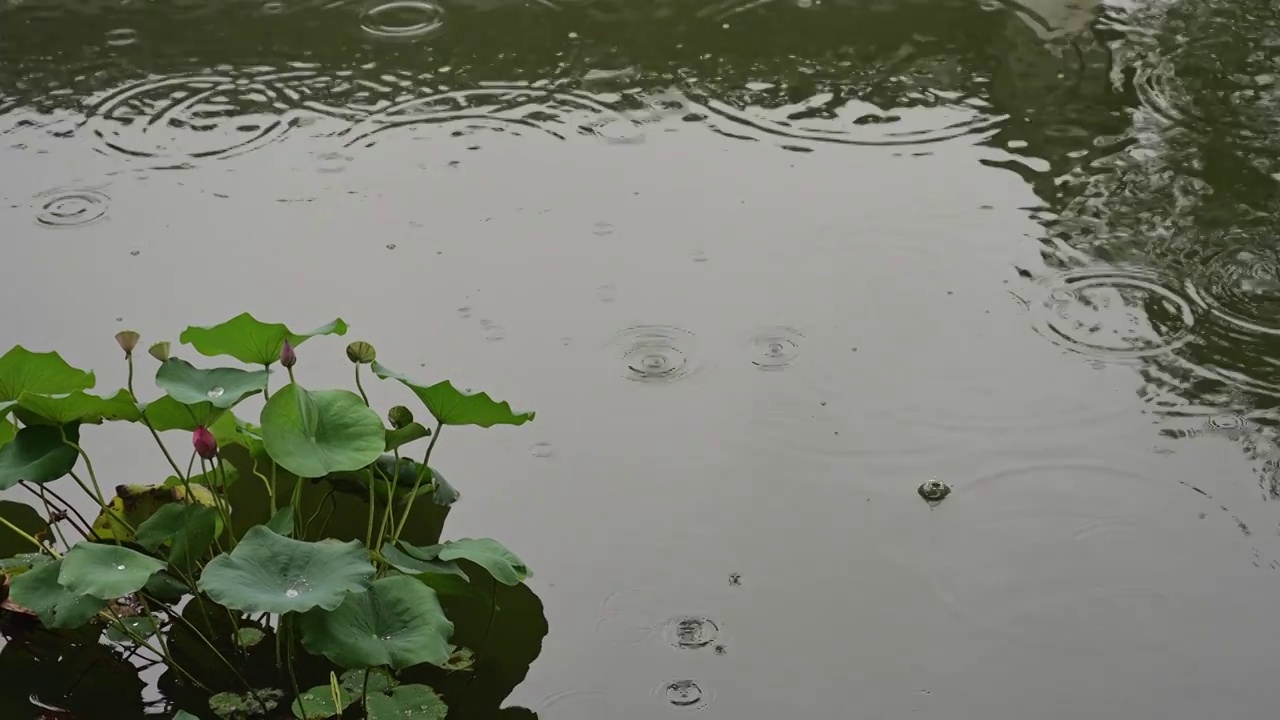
34, 188, 110, 229
662, 615, 719, 649
360, 0, 445, 40
531, 442, 555, 458
104, 28, 138, 47
658, 679, 709, 711
747, 327, 804, 370
608, 326, 701, 383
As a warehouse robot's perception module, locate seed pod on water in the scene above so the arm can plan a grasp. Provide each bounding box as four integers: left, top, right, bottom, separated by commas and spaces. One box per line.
346, 341, 376, 364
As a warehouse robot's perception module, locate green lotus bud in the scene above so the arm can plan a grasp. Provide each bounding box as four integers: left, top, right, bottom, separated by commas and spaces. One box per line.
388, 405, 414, 429
114, 331, 140, 357
346, 341, 376, 364
148, 341, 171, 362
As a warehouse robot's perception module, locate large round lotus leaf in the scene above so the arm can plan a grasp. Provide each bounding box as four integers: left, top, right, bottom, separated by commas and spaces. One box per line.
198, 526, 374, 614
58, 543, 166, 600
365, 684, 448, 720
179, 313, 347, 366
0, 423, 79, 491
402, 538, 530, 586
15, 389, 142, 425
155, 358, 268, 409
0, 346, 95, 413
300, 575, 453, 670
7, 559, 105, 628
261, 384, 385, 478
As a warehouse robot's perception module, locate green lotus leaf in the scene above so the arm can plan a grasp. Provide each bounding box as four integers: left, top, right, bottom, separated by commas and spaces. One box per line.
135, 502, 221, 574
7, 559, 106, 628
385, 422, 431, 452
91, 483, 218, 544
380, 545, 468, 580
143, 570, 191, 602
15, 389, 141, 425
266, 505, 294, 536
365, 683, 448, 720
0, 500, 50, 558
180, 313, 348, 366
174, 711, 201, 720
58, 543, 166, 599
371, 363, 534, 428
156, 358, 268, 409
209, 688, 284, 719
261, 384, 385, 478
405, 538, 529, 586
0, 551, 51, 576
141, 394, 224, 433
291, 683, 351, 720
0, 418, 15, 448
106, 615, 158, 643
0, 347, 95, 416
300, 575, 453, 670
0, 423, 79, 491
341, 668, 395, 695
198, 526, 374, 614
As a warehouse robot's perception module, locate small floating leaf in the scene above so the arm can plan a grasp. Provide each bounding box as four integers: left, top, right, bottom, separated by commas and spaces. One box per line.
261, 384, 386, 478
198, 526, 374, 614
237, 627, 266, 648
7, 560, 106, 628
209, 688, 284, 719
291, 684, 352, 720
0, 423, 79, 491
155, 358, 268, 409
371, 363, 534, 428
0, 346, 96, 415
180, 313, 348, 366
15, 389, 141, 425
364, 683, 448, 720
58, 543, 166, 600
443, 645, 476, 672
299, 575, 453, 670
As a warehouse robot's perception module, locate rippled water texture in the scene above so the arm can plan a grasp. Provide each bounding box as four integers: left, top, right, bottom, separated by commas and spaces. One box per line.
5, 0, 1280, 718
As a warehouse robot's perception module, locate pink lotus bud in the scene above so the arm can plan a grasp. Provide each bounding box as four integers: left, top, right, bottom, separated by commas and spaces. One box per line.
280, 339, 297, 369
193, 426, 218, 460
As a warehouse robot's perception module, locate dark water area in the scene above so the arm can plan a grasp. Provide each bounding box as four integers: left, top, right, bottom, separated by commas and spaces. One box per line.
3, 0, 1280, 717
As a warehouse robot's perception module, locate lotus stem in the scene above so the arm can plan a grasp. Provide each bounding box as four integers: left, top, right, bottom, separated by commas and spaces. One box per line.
391, 422, 442, 544
61, 431, 106, 508
354, 365, 370, 406
0, 515, 56, 557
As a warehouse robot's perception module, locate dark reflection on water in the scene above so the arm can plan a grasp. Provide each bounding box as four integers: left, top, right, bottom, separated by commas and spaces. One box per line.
5, 0, 1280, 717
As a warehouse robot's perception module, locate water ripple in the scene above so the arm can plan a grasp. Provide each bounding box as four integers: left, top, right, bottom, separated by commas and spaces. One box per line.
1031, 266, 1198, 362
1187, 246, 1280, 338
746, 326, 803, 370
33, 187, 110, 228
360, 0, 445, 40
607, 326, 701, 383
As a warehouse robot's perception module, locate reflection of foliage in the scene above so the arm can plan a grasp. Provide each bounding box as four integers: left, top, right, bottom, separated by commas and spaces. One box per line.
0, 315, 544, 719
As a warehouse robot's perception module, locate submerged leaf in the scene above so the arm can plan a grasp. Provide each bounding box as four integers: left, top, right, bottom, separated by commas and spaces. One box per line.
299, 575, 453, 670
198, 526, 374, 614
8, 560, 106, 628
15, 389, 141, 425
0, 346, 95, 415
364, 683, 448, 720
0, 423, 79, 491
156, 358, 268, 409
261, 384, 385, 478
180, 313, 348, 366
58, 543, 166, 599
371, 364, 534, 428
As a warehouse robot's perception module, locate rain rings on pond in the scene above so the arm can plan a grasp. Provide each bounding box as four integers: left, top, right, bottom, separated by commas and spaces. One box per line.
656, 679, 711, 711
34, 188, 110, 228
341, 86, 648, 148
359, 1, 445, 40
82, 69, 320, 161
746, 326, 803, 370
608, 326, 701, 383
1187, 246, 1280, 338
1031, 266, 1198, 362
661, 615, 719, 649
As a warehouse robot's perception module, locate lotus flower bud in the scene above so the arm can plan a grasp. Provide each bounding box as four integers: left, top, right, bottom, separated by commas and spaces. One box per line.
148, 342, 171, 362
280, 339, 297, 369
346, 341, 376, 364
114, 331, 140, 357
388, 405, 414, 429
193, 426, 218, 460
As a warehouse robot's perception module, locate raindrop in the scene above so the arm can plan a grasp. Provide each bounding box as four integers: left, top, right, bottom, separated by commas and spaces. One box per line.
386, 243, 397, 250
116, 564, 126, 570
662, 616, 719, 649
746, 327, 803, 370
659, 680, 708, 710
360, 0, 445, 40
713, 644, 727, 655
1191, 247, 1280, 338
206, 387, 225, 400
262, 1, 284, 13
457, 306, 471, 318
691, 251, 708, 263
285, 588, 299, 598
728, 572, 741, 586
130, 250, 140, 257
608, 326, 701, 383
34, 188, 110, 229
1032, 267, 1197, 361
531, 442, 554, 458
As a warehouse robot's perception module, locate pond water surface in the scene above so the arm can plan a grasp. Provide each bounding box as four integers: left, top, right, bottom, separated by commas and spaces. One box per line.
4, 0, 1280, 717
